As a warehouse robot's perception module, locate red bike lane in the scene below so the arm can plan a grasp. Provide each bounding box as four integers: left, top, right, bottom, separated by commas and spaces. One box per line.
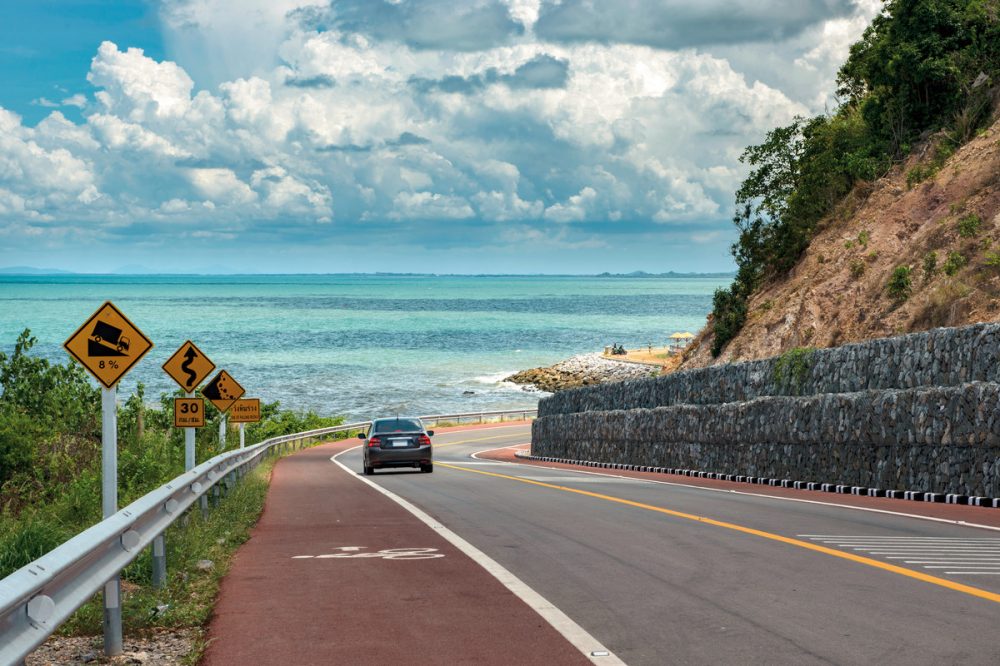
202, 437, 589, 666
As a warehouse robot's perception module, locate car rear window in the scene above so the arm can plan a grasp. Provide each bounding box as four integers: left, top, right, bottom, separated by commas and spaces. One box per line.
373, 418, 423, 433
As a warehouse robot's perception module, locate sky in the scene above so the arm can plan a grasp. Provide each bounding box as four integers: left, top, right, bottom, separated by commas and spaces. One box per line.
0, 0, 881, 274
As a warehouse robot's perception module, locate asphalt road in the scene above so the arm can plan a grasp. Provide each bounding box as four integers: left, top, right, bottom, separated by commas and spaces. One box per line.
339, 424, 1000, 665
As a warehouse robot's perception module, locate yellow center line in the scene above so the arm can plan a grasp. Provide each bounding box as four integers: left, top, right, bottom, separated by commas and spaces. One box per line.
437, 462, 1000, 605
432, 433, 527, 449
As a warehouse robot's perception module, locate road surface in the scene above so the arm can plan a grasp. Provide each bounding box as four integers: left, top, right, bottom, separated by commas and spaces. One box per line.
206, 423, 1000, 665
340, 423, 1000, 665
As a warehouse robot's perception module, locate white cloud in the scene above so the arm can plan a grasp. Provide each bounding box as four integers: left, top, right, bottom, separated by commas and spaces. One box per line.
391, 191, 475, 219
0, 2, 881, 264
544, 186, 597, 223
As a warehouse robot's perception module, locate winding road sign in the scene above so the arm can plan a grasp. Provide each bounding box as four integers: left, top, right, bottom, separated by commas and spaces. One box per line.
228, 398, 261, 423
202, 370, 245, 413
162, 341, 215, 392
63, 301, 153, 388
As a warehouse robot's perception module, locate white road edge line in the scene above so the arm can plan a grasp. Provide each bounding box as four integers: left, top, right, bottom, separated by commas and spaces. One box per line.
468, 445, 1000, 534
330, 446, 624, 666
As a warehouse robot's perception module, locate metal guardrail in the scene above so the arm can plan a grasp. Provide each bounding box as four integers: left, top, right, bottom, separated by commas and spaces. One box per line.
0, 409, 535, 664
419, 408, 537, 426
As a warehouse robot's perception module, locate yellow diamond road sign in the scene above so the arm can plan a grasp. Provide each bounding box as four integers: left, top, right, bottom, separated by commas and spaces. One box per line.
162, 341, 216, 392
229, 398, 261, 423
64, 301, 153, 388
202, 370, 245, 413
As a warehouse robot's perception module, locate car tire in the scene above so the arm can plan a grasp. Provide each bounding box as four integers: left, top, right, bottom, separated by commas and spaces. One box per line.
363, 465, 374, 475
421, 463, 433, 473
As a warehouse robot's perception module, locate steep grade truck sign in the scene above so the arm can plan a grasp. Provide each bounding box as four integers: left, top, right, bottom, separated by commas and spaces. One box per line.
63, 301, 153, 388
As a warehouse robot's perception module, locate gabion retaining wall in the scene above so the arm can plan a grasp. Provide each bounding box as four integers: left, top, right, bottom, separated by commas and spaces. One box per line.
532, 322, 1000, 496
538, 322, 1000, 417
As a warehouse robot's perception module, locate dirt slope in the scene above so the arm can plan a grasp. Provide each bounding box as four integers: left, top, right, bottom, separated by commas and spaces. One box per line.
683, 115, 1000, 369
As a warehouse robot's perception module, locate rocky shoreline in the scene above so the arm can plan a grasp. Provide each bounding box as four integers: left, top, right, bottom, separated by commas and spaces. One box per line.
505, 353, 659, 392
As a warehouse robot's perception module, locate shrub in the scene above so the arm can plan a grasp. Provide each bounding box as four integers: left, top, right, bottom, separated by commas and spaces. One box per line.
710, 285, 748, 357
857, 230, 870, 246
984, 251, 1000, 269
943, 251, 967, 276
922, 251, 938, 282
886, 266, 913, 301
849, 258, 866, 278
773, 347, 816, 394
957, 213, 982, 238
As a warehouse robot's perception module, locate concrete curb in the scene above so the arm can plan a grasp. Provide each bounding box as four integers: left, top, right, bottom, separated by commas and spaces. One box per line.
512, 451, 1000, 509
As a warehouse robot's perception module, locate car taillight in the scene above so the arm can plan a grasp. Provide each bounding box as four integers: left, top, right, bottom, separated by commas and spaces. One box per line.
368, 436, 381, 447
418, 434, 431, 446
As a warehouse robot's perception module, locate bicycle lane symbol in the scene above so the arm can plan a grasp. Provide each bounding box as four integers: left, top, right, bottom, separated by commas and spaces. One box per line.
291, 546, 444, 560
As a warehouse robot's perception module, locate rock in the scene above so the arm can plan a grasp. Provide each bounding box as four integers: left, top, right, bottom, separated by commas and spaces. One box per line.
195, 559, 214, 571
506, 353, 656, 392
80, 652, 97, 663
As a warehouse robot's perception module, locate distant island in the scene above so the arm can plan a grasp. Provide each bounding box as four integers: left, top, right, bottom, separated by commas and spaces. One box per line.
594, 271, 735, 278
0, 267, 736, 278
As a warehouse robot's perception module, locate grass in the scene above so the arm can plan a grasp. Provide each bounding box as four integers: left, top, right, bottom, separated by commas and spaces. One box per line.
58, 457, 275, 640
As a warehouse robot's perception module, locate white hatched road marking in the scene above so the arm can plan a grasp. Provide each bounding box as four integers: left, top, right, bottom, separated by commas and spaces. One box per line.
803, 536, 1000, 576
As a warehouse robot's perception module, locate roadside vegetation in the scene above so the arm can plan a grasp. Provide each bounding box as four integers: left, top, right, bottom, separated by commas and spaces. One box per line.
711, 0, 1000, 356
0, 328, 348, 639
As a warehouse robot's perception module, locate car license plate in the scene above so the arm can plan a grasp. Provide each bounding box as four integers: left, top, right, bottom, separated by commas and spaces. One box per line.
390, 439, 408, 447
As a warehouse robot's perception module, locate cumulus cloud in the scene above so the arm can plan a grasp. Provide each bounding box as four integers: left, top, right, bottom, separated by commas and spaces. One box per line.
534, 0, 855, 49
0, 0, 881, 266
311, 0, 525, 51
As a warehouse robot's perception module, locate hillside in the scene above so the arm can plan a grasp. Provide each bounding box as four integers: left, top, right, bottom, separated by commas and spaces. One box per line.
682, 113, 1000, 368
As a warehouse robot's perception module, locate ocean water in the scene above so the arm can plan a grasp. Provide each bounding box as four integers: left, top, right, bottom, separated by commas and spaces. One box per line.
0, 274, 727, 420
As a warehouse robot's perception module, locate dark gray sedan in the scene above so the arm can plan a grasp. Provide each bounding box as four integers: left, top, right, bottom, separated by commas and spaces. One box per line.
358, 417, 434, 475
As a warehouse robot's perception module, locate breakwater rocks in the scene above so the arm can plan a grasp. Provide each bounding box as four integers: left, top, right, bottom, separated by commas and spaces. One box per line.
506, 354, 658, 392
532, 321, 1000, 497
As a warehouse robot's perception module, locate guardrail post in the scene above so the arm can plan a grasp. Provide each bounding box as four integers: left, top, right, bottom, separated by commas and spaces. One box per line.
152, 534, 167, 588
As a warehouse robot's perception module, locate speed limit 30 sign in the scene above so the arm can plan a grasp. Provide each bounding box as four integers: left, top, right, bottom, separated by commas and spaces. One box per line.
174, 397, 206, 428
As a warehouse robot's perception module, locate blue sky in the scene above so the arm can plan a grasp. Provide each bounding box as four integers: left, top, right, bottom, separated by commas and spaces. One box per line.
0, 1, 880, 274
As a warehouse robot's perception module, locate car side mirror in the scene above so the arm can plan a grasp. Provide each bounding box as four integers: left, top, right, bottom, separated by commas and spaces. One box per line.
426, 430, 434, 437
357, 432, 366, 440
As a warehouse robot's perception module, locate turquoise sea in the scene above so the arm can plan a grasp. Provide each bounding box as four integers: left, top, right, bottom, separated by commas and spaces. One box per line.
0, 274, 728, 419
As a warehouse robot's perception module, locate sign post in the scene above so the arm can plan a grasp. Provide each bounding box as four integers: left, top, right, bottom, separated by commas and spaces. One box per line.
202, 370, 245, 451
162, 341, 215, 469
64, 302, 152, 657
161, 342, 215, 582
228, 398, 261, 449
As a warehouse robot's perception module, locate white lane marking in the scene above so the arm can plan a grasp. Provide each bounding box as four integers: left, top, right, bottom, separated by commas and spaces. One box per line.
331, 446, 623, 666
470, 444, 527, 461
806, 536, 1000, 576
293, 547, 445, 560
467, 452, 1000, 534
